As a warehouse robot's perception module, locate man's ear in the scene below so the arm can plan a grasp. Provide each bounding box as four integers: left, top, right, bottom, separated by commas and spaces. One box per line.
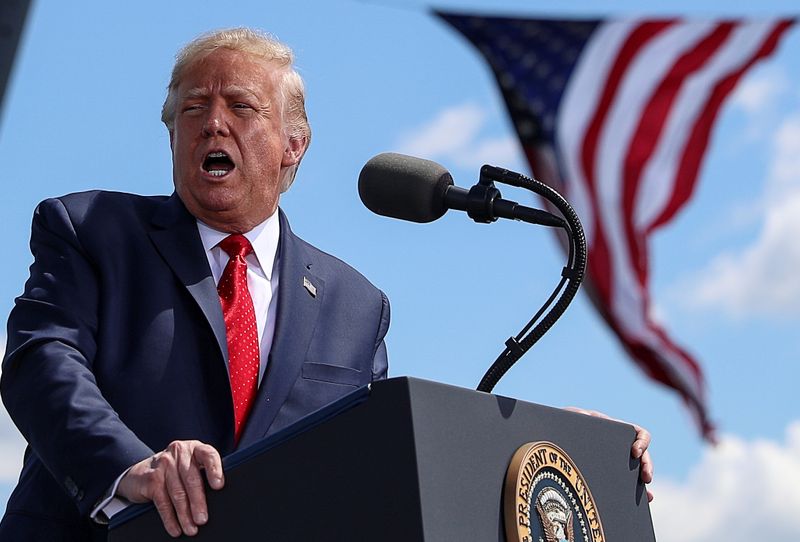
282, 136, 307, 167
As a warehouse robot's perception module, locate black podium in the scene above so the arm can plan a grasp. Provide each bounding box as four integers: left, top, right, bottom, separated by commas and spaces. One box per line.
108, 377, 655, 541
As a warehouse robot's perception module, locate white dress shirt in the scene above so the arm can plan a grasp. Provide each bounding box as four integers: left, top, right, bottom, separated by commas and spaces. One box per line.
92, 212, 282, 521
197, 212, 281, 385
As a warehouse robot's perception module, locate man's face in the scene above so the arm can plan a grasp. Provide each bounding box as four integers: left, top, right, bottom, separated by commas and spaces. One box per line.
170, 48, 304, 232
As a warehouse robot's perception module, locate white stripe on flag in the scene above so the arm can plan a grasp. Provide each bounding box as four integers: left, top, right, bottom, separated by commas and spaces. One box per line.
593, 23, 716, 399
635, 20, 781, 232
556, 20, 640, 245
597, 23, 716, 325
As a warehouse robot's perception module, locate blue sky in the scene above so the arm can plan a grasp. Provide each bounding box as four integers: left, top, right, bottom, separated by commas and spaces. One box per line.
1, 1, 799, 539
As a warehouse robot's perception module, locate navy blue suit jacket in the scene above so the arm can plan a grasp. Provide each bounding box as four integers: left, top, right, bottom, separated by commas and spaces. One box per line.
0, 191, 389, 541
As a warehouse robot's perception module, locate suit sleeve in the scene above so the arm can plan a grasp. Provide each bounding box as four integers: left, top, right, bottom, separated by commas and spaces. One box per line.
0, 198, 153, 516
371, 290, 390, 381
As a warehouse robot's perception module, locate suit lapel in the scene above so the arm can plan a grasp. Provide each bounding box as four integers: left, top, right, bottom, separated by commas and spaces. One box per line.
148, 194, 229, 364
238, 210, 324, 447
148, 200, 320, 448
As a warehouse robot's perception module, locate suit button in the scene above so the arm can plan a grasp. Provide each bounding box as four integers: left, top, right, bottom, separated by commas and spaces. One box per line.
64, 476, 79, 498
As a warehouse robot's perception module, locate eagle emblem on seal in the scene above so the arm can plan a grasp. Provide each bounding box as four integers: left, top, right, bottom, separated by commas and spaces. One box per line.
535, 487, 575, 542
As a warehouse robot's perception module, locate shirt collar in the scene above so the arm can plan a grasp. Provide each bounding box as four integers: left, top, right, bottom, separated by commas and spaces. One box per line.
196, 211, 281, 281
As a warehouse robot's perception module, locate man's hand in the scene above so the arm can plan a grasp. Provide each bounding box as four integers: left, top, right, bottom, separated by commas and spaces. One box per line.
565, 407, 654, 502
117, 440, 224, 537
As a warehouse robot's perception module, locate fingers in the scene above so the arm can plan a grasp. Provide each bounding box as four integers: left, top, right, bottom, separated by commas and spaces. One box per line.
630, 424, 654, 501
639, 449, 654, 483
563, 406, 618, 423
152, 480, 182, 538
193, 443, 225, 490
631, 424, 651, 460
117, 440, 224, 538
180, 443, 224, 527
164, 443, 199, 536
642, 449, 654, 504
564, 407, 656, 498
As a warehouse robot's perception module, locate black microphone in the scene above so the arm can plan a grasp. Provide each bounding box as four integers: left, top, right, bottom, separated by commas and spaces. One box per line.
359, 152, 587, 394
358, 152, 566, 228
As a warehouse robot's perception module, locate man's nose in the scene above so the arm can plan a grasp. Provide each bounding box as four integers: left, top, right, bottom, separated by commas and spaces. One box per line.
202, 106, 230, 137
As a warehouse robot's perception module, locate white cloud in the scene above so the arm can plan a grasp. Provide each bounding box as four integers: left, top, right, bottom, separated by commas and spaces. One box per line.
396, 103, 487, 158
771, 114, 800, 189
0, 335, 26, 483
730, 66, 788, 116
726, 66, 792, 145
651, 421, 800, 541
681, 114, 800, 317
451, 134, 524, 171
395, 102, 526, 171
684, 190, 800, 317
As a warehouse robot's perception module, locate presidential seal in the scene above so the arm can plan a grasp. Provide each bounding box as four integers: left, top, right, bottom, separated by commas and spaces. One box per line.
504, 442, 605, 542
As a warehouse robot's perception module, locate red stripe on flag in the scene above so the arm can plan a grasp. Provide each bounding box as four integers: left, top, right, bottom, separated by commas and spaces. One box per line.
622, 23, 735, 284
650, 19, 795, 232
579, 20, 674, 306
622, 334, 714, 437
581, 287, 706, 419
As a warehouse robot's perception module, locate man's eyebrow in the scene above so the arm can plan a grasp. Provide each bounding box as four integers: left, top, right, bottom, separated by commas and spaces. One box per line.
221, 85, 261, 100
179, 85, 270, 109
181, 87, 211, 100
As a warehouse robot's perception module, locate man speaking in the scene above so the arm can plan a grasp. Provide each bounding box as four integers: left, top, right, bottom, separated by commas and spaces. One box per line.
0, 27, 652, 541
0, 28, 389, 540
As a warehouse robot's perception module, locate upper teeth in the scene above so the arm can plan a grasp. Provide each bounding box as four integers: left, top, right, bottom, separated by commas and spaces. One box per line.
208, 151, 227, 158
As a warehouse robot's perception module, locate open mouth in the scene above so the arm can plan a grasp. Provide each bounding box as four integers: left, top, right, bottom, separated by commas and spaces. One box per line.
202, 151, 235, 177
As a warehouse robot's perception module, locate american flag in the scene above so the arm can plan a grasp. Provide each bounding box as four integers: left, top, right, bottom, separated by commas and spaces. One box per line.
438, 12, 794, 439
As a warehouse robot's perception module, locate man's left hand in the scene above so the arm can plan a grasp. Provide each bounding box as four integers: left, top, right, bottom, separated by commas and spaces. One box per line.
565, 407, 654, 502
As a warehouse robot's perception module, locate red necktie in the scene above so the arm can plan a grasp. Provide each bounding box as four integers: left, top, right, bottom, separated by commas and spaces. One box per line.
217, 234, 259, 443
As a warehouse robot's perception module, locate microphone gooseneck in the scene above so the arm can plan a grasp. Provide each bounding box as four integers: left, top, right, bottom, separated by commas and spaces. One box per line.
474, 164, 586, 393
358, 153, 586, 393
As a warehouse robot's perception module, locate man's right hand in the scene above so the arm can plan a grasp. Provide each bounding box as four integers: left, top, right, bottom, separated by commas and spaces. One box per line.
117, 440, 224, 538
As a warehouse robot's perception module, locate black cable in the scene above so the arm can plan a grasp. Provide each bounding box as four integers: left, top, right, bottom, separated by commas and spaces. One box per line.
515, 275, 569, 341
476, 166, 587, 393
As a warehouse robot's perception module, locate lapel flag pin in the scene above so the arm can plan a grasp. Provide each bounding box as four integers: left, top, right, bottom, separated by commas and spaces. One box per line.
303, 276, 317, 297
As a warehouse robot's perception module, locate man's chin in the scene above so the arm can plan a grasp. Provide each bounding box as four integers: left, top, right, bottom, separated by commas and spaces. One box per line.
188, 203, 274, 234
179, 192, 235, 221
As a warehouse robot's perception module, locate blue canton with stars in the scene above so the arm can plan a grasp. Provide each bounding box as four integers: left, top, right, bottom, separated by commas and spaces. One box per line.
437, 12, 599, 147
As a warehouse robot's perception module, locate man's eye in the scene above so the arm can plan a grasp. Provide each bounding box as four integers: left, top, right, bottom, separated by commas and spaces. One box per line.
182, 104, 204, 113
233, 103, 253, 110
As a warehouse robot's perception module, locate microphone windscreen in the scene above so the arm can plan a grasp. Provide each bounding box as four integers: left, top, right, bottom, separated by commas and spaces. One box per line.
358, 153, 453, 223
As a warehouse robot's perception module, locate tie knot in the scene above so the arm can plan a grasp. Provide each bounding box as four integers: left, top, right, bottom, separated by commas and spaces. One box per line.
219, 234, 253, 259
